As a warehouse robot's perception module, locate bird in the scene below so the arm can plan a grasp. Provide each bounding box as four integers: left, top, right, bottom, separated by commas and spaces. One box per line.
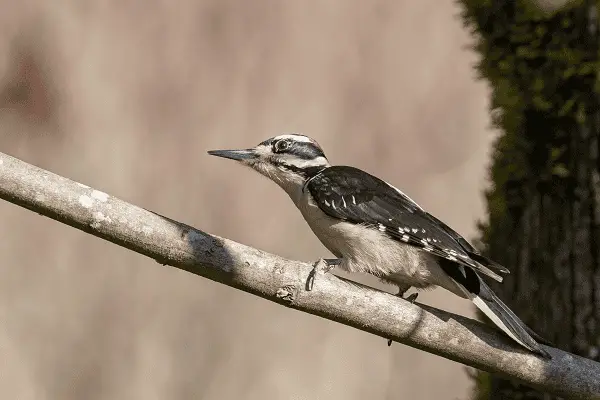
207, 133, 552, 359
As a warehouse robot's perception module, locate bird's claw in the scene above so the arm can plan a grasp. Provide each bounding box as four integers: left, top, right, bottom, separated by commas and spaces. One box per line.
388, 290, 419, 346
306, 258, 339, 291
405, 293, 419, 303
397, 286, 419, 304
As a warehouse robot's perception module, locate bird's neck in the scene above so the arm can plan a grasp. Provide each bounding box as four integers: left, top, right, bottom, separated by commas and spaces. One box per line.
278, 175, 309, 205
282, 167, 327, 206
256, 163, 329, 205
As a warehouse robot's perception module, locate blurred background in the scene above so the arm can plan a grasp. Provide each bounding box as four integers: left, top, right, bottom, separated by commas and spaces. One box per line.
1, 0, 581, 399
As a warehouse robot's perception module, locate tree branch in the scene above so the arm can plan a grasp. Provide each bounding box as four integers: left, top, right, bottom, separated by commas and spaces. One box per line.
0, 151, 599, 400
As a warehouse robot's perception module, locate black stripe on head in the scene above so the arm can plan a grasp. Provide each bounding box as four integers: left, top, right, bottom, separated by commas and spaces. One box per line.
271, 160, 326, 179
259, 135, 326, 160
287, 142, 326, 160
269, 137, 326, 159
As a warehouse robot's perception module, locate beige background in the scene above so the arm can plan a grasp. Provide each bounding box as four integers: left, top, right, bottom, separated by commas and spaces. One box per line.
0, 1, 495, 399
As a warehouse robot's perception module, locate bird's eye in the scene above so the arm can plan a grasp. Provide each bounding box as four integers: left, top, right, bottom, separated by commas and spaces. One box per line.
273, 140, 290, 153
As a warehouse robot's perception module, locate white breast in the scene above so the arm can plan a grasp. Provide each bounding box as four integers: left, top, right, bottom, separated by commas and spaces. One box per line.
291, 189, 447, 290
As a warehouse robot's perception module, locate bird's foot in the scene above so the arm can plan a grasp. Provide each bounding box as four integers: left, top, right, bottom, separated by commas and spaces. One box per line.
397, 286, 419, 304
404, 293, 419, 303
306, 258, 340, 291
388, 288, 419, 346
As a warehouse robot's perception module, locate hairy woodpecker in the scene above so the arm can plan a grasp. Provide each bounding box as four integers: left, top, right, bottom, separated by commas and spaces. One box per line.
208, 133, 551, 358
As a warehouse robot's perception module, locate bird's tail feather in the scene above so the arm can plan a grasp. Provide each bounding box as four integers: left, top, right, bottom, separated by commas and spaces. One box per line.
471, 280, 552, 359
467, 252, 510, 275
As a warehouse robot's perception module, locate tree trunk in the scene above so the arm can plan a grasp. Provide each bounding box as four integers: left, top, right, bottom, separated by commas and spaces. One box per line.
457, 1, 600, 398
487, 101, 600, 400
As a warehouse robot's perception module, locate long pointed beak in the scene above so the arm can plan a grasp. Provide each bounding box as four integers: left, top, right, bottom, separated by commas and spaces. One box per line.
207, 148, 257, 161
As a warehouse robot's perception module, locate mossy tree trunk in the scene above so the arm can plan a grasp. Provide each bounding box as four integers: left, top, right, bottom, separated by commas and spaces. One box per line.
458, 1, 600, 398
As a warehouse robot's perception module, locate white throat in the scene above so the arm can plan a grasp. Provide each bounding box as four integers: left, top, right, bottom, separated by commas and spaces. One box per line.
274, 171, 309, 204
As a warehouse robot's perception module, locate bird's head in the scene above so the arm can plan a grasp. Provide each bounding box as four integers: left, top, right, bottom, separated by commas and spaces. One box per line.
208, 134, 330, 194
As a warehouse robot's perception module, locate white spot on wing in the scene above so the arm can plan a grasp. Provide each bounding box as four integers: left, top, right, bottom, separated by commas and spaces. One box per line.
401, 234, 409, 242
331, 200, 336, 209
341, 196, 347, 207
352, 195, 356, 205
324, 200, 330, 206
378, 224, 386, 232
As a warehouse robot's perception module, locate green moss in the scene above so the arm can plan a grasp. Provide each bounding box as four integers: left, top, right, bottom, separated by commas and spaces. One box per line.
456, 0, 599, 397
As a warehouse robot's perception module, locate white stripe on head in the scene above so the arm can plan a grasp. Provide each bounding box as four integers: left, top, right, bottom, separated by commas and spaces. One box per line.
273, 133, 314, 143
277, 154, 329, 169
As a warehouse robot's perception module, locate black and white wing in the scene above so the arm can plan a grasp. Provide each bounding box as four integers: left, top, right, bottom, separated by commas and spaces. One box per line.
304, 166, 509, 282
